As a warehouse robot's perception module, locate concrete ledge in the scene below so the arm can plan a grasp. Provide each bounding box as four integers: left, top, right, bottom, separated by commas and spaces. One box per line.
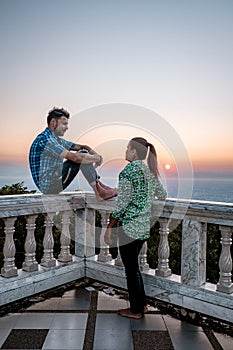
1, 256, 233, 323
0, 258, 85, 306
86, 258, 233, 323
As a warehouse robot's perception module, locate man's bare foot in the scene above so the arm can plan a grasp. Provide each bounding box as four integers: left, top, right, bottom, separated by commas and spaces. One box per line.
93, 183, 117, 200
117, 308, 143, 319
98, 181, 117, 191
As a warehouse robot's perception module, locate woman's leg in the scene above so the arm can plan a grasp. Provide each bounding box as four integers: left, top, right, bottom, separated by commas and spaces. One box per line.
119, 227, 146, 315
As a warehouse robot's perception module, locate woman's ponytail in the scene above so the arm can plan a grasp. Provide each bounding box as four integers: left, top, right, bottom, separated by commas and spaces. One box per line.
147, 142, 159, 178
130, 137, 159, 178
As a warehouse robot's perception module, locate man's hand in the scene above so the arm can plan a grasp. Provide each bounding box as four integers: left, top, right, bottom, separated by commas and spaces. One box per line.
104, 227, 112, 245
94, 155, 103, 168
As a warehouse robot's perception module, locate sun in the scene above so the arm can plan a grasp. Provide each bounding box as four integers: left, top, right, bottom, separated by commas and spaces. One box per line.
165, 164, 171, 170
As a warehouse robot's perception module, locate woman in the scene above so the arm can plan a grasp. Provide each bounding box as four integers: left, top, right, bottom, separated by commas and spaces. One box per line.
104, 137, 167, 319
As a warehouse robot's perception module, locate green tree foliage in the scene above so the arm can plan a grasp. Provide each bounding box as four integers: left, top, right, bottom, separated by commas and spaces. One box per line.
206, 224, 222, 284
0, 182, 36, 195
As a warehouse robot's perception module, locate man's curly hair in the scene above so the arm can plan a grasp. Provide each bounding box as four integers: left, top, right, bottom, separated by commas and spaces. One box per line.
47, 107, 70, 125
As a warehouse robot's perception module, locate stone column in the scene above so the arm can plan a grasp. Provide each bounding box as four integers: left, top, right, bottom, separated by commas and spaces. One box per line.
58, 210, 72, 263
217, 225, 233, 293
155, 218, 172, 277
139, 241, 149, 271
22, 215, 38, 272
97, 210, 112, 262
181, 220, 207, 286
41, 213, 56, 267
115, 230, 123, 267
115, 251, 124, 267
75, 208, 95, 258
1, 217, 18, 277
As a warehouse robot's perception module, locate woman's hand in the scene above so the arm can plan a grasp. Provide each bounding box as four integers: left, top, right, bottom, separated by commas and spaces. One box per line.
104, 227, 112, 245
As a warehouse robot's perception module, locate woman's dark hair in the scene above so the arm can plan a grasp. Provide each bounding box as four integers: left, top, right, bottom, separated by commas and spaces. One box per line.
129, 137, 159, 177
47, 107, 70, 125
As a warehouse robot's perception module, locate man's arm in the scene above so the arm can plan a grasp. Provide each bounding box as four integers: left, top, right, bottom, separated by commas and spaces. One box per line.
73, 144, 96, 154
72, 144, 103, 166
60, 149, 102, 164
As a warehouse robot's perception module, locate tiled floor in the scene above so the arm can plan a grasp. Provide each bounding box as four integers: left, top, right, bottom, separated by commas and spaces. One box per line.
0, 285, 232, 350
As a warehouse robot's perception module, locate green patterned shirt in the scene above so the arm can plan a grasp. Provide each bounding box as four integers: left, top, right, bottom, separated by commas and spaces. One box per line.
112, 160, 167, 240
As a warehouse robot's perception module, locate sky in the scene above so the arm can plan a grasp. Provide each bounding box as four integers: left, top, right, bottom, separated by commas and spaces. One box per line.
0, 0, 233, 188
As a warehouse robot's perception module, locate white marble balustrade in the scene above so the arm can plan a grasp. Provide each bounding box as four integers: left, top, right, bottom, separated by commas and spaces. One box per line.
0, 192, 233, 323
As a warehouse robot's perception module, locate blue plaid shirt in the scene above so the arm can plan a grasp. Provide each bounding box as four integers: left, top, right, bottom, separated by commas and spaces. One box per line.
29, 128, 76, 193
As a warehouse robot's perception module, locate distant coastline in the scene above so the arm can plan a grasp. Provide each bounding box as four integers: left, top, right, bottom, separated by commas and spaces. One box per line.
0, 162, 232, 203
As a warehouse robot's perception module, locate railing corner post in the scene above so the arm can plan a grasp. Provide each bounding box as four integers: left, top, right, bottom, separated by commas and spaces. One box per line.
181, 219, 207, 287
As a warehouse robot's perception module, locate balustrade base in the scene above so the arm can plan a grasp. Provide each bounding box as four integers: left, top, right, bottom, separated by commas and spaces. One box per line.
22, 262, 38, 272
217, 282, 233, 294
155, 268, 172, 277
97, 247, 112, 263
115, 256, 124, 267
41, 258, 56, 267
1, 267, 18, 278
58, 254, 73, 263
140, 263, 150, 272
97, 253, 112, 262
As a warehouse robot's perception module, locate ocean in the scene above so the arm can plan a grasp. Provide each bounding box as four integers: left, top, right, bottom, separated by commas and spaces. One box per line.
0, 163, 232, 203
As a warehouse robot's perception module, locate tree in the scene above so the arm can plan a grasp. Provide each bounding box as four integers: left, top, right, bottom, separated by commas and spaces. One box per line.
0, 182, 36, 195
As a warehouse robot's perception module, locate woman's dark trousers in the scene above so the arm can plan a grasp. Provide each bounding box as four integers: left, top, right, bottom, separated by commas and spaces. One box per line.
118, 226, 146, 314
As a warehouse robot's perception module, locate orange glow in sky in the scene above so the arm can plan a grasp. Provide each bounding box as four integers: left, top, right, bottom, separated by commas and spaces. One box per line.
0, 1, 233, 178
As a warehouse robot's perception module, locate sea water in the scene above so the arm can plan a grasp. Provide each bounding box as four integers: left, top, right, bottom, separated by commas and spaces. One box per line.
0, 163, 232, 203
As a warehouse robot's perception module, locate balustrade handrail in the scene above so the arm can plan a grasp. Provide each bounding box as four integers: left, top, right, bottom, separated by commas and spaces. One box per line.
1, 192, 232, 222
0, 192, 233, 322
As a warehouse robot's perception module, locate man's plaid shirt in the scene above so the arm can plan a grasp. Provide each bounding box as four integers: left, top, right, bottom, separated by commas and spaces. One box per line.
29, 128, 75, 193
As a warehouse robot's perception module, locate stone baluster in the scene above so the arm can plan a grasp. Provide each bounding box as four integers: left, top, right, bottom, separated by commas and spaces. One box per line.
97, 210, 112, 262
22, 215, 38, 272
139, 241, 149, 271
155, 218, 172, 277
1, 217, 18, 277
58, 210, 72, 263
115, 229, 123, 267
41, 213, 56, 267
217, 225, 233, 293
181, 220, 207, 286
115, 250, 124, 266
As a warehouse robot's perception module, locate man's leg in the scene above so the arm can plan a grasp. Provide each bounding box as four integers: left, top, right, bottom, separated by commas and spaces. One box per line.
62, 159, 81, 189
62, 151, 117, 199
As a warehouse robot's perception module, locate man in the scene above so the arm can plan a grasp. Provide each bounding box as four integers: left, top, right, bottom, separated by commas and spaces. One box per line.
29, 107, 117, 199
